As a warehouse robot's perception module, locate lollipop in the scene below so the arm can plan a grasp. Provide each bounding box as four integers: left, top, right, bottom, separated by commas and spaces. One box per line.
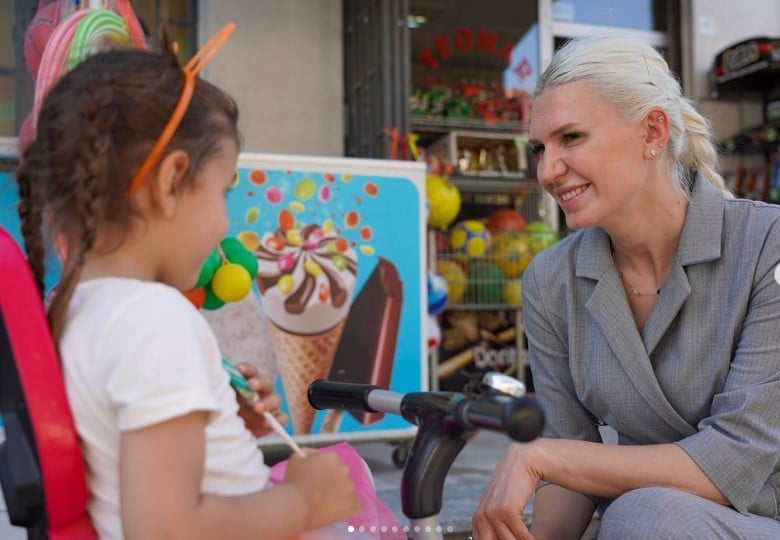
23, 1, 61, 80
68, 9, 135, 70
32, 7, 148, 136
184, 238, 260, 310
32, 9, 89, 130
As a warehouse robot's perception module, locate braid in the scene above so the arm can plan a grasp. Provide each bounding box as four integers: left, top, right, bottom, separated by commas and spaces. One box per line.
15, 144, 46, 299
75, 72, 117, 253
676, 99, 728, 193
18, 46, 240, 342
48, 71, 119, 342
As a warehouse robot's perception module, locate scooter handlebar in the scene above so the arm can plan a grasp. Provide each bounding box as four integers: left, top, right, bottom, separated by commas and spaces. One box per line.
307, 379, 383, 413
307, 379, 544, 443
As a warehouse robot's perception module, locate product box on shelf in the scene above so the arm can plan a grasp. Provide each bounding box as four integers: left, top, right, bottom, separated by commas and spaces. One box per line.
426, 130, 531, 178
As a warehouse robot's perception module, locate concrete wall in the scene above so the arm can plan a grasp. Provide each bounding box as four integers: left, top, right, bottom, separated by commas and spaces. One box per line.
199, 0, 344, 156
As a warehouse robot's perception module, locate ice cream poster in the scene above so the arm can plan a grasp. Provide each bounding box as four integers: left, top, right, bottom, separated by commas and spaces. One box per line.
207, 153, 427, 442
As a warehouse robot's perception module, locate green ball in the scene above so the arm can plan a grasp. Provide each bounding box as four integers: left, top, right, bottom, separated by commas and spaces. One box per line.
195, 250, 221, 288
222, 241, 258, 279
203, 285, 226, 310
466, 262, 504, 304
220, 237, 245, 254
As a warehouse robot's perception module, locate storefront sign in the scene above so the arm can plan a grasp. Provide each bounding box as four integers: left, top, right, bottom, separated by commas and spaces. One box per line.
417, 27, 516, 70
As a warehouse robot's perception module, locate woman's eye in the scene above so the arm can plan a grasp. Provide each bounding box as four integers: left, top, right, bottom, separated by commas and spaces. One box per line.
530, 144, 544, 155
562, 132, 580, 143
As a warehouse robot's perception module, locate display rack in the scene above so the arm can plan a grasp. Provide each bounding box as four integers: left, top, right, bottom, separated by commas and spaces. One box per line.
420, 124, 558, 392
710, 37, 780, 202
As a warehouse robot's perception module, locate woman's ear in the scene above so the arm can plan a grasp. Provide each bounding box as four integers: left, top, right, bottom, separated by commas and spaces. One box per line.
152, 150, 190, 217
645, 108, 670, 151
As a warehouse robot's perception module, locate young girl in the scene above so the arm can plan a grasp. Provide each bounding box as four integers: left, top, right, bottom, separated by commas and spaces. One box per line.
15, 33, 361, 539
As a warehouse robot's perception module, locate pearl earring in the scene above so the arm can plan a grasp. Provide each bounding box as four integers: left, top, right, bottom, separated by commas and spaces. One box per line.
658, 116, 664, 123
650, 148, 656, 157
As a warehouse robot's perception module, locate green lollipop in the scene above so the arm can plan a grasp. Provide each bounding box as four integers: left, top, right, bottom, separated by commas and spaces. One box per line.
220, 238, 258, 279
195, 249, 221, 288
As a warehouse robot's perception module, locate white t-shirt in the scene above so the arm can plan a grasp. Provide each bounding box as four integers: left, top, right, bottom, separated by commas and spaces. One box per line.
60, 278, 269, 539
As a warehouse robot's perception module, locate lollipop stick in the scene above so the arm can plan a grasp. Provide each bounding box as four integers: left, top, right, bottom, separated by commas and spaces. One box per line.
262, 411, 306, 458
221, 358, 306, 458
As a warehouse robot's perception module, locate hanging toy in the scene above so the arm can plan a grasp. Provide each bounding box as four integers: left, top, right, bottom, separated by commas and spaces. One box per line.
427, 314, 442, 354
20, 1, 148, 153
426, 173, 461, 230
184, 237, 259, 310
427, 270, 449, 316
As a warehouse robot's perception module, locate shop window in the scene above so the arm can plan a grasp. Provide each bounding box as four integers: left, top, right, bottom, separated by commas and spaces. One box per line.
552, 0, 668, 32
409, 0, 539, 132
0, 0, 197, 138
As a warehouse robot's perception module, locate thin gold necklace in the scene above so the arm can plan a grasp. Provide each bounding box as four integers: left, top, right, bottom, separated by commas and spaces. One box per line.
612, 259, 661, 297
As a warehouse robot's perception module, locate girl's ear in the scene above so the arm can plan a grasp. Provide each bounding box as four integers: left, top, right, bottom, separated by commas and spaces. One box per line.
152, 150, 190, 217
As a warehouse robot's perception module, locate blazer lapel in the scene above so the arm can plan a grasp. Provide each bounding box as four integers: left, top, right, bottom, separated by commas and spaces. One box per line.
577, 229, 697, 436
645, 177, 724, 353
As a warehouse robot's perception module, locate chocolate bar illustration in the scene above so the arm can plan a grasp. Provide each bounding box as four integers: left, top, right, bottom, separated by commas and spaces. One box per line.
325, 257, 403, 426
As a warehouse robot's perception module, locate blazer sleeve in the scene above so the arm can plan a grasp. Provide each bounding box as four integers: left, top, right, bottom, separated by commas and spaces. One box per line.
523, 257, 602, 444
675, 218, 780, 515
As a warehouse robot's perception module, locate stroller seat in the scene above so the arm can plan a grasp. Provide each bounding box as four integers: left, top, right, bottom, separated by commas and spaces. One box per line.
0, 227, 96, 539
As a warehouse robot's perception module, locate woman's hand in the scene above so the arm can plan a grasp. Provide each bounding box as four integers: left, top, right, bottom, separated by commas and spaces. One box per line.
472, 442, 543, 540
234, 361, 288, 437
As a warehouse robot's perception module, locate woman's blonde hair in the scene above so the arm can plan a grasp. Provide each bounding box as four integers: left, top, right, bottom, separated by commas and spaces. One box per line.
536, 33, 726, 196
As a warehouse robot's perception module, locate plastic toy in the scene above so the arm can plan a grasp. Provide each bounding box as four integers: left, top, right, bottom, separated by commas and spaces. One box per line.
23, 1, 60, 79
435, 260, 466, 304
19, 1, 148, 153
525, 221, 560, 254
502, 278, 523, 306
492, 231, 533, 278
426, 314, 442, 354
184, 237, 259, 310
466, 261, 504, 304
449, 219, 490, 260
426, 270, 449, 316
486, 208, 526, 235
426, 174, 461, 230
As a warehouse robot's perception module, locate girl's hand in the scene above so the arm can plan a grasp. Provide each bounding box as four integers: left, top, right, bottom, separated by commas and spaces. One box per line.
472, 442, 541, 540
284, 450, 361, 530
234, 362, 287, 437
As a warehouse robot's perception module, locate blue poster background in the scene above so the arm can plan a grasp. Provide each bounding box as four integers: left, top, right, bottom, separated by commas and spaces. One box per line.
232, 154, 427, 440
1, 154, 427, 442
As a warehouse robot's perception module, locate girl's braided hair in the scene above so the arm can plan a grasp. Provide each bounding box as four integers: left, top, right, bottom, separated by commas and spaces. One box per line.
16, 44, 240, 341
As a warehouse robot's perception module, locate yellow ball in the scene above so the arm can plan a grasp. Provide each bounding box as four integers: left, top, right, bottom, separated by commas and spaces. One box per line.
503, 279, 522, 306
211, 263, 252, 302
493, 232, 533, 278
435, 260, 466, 304
450, 219, 490, 260
426, 174, 461, 230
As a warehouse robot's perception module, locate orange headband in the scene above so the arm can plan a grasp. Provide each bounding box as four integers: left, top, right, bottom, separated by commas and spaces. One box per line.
125, 23, 235, 195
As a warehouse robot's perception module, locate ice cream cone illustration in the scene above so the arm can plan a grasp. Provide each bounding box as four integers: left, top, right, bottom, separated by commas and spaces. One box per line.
255, 223, 357, 434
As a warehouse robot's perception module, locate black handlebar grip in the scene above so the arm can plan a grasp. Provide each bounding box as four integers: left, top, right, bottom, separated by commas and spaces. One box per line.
307, 379, 380, 412
455, 396, 544, 443
502, 397, 545, 442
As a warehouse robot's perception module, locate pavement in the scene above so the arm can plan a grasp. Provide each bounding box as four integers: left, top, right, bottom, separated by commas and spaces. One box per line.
353, 429, 534, 539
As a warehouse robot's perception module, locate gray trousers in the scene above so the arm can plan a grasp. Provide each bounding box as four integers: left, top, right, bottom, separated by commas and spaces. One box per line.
596, 488, 780, 539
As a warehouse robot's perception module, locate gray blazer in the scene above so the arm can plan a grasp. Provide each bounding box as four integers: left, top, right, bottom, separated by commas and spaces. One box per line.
523, 176, 780, 520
